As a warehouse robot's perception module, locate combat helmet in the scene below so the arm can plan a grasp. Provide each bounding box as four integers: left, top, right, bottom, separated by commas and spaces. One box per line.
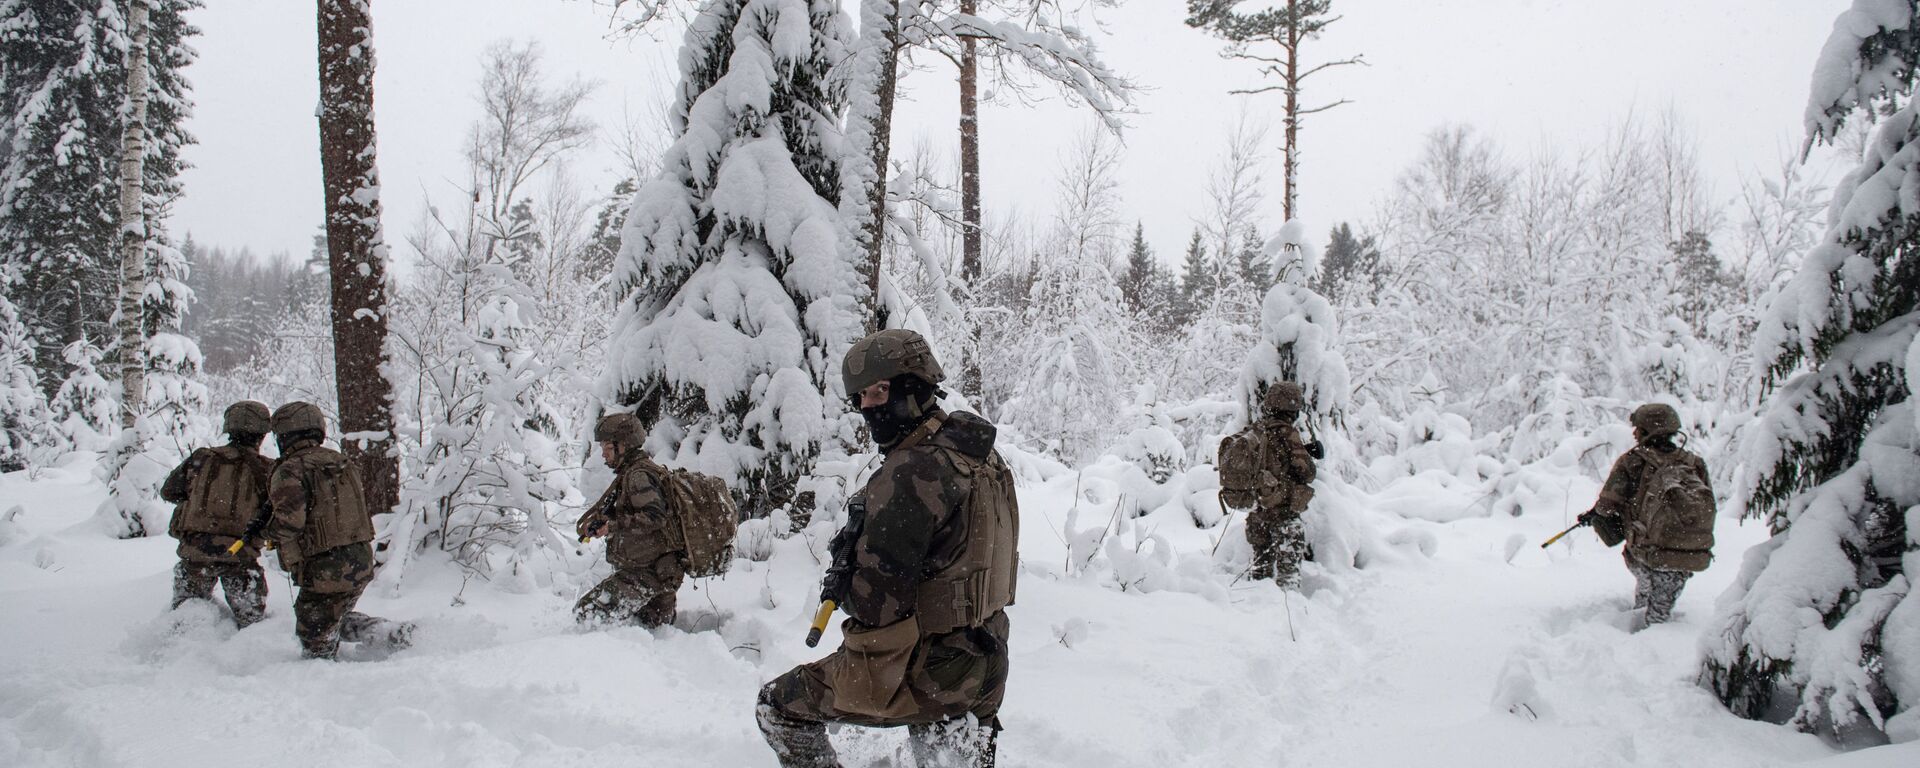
270, 401, 326, 437
223, 401, 272, 435
1629, 403, 1682, 438
842, 329, 945, 396
1264, 381, 1306, 416
594, 413, 644, 445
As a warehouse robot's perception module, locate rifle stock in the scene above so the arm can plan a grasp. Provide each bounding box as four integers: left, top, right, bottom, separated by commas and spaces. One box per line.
804, 500, 866, 647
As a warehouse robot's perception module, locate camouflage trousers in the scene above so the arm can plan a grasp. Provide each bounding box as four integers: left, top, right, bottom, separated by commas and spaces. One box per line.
172, 558, 267, 628
1628, 558, 1691, 625
757, 613, 1009, 768
1246, 507, 1307, 587
574, 558, 683, 629
289, 543, 409, 659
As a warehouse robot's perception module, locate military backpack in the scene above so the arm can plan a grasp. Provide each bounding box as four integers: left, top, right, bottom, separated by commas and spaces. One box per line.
1217, 429, 1263, 510
648, 465, 738, 578
1632, 449, 1715, 560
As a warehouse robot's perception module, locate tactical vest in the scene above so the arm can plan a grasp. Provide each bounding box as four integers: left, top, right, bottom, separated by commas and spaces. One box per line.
171, 446, 271, 537
280, 446, 375, 557
912, 435, 1019, 636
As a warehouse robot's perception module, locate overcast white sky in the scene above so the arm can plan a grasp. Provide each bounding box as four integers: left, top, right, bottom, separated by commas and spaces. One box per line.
172, 0, 1848, 268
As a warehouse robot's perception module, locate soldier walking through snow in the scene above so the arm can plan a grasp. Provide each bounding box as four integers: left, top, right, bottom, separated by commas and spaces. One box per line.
758, 329, 1020, 768
262, 401, 413, 659
1579, 403, 1716, 628
1218, 381, 1321, 588
160, 400, 275, 627
573, 412, 687, 629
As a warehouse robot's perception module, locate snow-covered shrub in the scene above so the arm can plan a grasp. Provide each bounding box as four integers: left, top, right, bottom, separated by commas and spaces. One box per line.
0, 283, 46, 471
49, 338, 115, 453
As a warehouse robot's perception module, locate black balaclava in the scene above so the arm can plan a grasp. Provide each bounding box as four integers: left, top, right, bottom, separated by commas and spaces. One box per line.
861, 375, 939, 450
231, 432, 266, 451
276, 429, 324, 455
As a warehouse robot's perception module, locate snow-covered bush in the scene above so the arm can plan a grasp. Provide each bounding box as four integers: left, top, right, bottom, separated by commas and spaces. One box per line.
49, 338, 115, 453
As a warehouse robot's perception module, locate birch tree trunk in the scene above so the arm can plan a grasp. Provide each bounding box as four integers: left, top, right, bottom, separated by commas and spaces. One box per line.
114, 0, 151, 429
317, 0, 399, 514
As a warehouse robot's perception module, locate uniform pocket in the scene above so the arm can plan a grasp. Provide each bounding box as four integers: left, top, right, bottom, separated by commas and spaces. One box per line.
827, 614, 921, 719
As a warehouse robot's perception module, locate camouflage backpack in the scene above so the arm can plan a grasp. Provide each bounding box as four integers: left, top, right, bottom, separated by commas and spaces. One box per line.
651, 466, 738, 578
1217, 428, 1263, 510
1633, 450, 1715, 556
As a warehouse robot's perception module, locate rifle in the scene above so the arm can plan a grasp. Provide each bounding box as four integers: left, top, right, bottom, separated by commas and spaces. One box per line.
226, 499, 276, 555
805, 499, 867, 648
576, 481, 620, 543
1540, 510, 1615, 549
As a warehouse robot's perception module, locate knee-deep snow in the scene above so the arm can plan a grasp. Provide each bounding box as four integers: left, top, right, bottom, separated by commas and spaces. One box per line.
1, 455, 1914, 768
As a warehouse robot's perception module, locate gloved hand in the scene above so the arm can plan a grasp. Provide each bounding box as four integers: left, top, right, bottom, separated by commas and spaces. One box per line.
1577, 509, 1600, 527
820, 566, 852, 605
1305, 440, 1326, 460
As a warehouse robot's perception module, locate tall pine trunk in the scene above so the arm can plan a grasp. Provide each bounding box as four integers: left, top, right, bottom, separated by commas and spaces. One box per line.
958, 0, 983, 400
1281, 0, 1299, 222
114, 0, 151, 428
854, 0, 902, 331
317, 0, 398, 514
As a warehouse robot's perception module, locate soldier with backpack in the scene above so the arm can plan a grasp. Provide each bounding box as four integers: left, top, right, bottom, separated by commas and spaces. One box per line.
574, 412, 737, 628
262, 401, 414, 659
758, 329, 1020, 768
1217, 381, 1322, 588
160, 401, 275, 627
1578, 403, 1716, 627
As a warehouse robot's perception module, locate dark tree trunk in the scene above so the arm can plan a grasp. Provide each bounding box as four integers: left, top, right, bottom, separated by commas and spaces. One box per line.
958, 0, 983, 400
863, 0, 903, 332
317, 0, 398, 515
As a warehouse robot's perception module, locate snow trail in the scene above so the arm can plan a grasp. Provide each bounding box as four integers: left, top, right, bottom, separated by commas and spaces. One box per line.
2, 457, 1913, 766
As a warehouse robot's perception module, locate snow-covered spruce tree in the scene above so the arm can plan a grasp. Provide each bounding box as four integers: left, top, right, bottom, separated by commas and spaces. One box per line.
604, 0, 861, 516
0, 0, 197, 385
49, 337, 114, 452
1240, 221, 1349, 434
0, 274, 45, 470
1701, 0, 1920, 747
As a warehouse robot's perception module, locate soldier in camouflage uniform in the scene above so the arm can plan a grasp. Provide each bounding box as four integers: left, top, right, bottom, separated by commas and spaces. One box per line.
161, 401, 275, 627
758, 329, 1020, 768
1579, 403, 1715, 627
1220, 382, 1320, 588
574, 412, 685, 629
263, 401, 413, 659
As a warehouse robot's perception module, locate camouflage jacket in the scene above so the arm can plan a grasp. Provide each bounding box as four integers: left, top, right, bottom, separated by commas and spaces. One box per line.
845, 409, 1008, 630
266, 439, 375, 567
161, 445, 273, 561
1255, 420, 1316, 511
1596, 443, 1711, 552
576, 448, 678, 571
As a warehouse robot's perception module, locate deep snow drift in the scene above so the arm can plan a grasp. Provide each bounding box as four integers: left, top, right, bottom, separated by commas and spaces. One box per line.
1, 451, 1914, 768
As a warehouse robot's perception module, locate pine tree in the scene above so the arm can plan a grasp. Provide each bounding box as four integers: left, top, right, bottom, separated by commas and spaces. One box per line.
1118, 223, 1160, 317
1233, 224, 1272, 294
603, 0, 861, 516
1241, 222, 1349, 432
49, 337, 113, 452
1178, 228, 1213, 322
318, 0, 399, 515
0, 0, 198, 388
0, 271, 44, 470
1700, 2, 1920, 746
1315, 222, 1382, 303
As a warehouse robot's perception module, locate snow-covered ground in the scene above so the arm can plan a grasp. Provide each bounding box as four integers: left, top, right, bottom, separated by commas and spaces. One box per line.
1, 453, 1914, 768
